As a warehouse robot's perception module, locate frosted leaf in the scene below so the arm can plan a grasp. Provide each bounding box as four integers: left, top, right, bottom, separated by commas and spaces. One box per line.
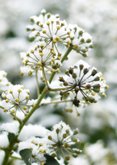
19, 124, 49, 141
0, 121, 19, 135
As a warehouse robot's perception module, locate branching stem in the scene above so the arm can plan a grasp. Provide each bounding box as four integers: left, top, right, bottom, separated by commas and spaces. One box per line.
2, 47, 72, 165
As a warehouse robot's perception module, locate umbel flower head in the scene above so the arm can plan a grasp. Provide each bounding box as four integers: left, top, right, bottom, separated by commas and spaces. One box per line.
26, 9, 93, 58
0, 85, 35, 119
18, 137, 46, 165
27, 9, 70, 55
20, 41, 61, 74
59, 60, 108, 107
66, 25, 93, 57
46, 121, 81, 164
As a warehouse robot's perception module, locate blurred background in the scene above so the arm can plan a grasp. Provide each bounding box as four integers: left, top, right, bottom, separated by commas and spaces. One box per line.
0, 0, 117, 164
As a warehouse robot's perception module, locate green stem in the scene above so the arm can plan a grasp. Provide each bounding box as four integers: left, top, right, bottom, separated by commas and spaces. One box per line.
41, 99, 72, 106
61, 47, 72, 63
35, 70, 40, 96
2, 47, 72, 165
42, 66, 49, 88
2, 150, 10, 165
2, 141, 17, 165
19, 87, 48, 132
49, 86, 72, 92
49, 47, 72, 83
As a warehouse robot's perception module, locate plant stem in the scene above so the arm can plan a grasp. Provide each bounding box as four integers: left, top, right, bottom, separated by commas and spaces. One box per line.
49, 47, 72, 83
41, 99, 72, 106
35, 70, 40, 96
19, 87, 48, 132
2, 47, 72, 165
49, 86, 72, 92
42, 66, 49, 88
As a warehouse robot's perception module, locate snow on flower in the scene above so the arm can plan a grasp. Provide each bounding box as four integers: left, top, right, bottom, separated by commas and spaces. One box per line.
66, 24, 93, 57
18, 137, 46, 165
20, 41, 61, 73
0, 84, 36, 119
0, 70, 11, 91
27, 9, 93, 59
46, 121, 81, 164
59, 60, 108, 106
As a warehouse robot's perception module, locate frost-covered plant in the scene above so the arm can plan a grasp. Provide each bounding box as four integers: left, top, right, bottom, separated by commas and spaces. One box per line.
0, 9, 108, 165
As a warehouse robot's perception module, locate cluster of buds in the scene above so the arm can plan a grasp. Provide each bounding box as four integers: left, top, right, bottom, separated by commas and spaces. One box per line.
20, 9, 93, 76
18, 137, 46, 165
0, 85, 36, 119
46, 121, 81, 164
59, 60, 108, 107
20, 41, 61, 74
66, 25, 93, 57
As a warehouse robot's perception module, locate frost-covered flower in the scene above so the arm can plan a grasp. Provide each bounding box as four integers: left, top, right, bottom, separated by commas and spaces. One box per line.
20, 66, 34, 76
0, 85, 36, 118
18, 137, 46, 165
66, 25, 93, 57
0, 71, 11, 91
27, 9, 70, 54
27, 9, 93, 58
59, 60, 108, 107
46, 121, 80, 164
20, 42, 61, 73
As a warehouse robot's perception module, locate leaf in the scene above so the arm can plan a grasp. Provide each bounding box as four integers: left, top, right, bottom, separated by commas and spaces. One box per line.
8, 133, 16, 144
20, 149, 32, 165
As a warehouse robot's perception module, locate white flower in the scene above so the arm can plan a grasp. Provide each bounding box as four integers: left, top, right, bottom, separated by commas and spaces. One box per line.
0, 70, 11, 91
66, 25, 93, 57
59, 60, 108, 106
27, 9, 70, 55
46, 121, 80, 164
20, 66, 33, 76
20, 42, 61, 73
27, 9, 93, 58
0, 85, 36, 119
18, 137, 46, 165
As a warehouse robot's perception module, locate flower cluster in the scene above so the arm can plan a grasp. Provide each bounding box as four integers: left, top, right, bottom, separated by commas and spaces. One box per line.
67, 25, 93, 57
0, 71, 11, 92
46, 121, 80, 164
15, 121, 80, 165
59, 60, 108, 107
20, 42, 61, 74
0, 85, 36, 119
20, 10, 93, 76
0, 8, 108, 165
20, 9, 93, 76
18, 137, 46, 165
